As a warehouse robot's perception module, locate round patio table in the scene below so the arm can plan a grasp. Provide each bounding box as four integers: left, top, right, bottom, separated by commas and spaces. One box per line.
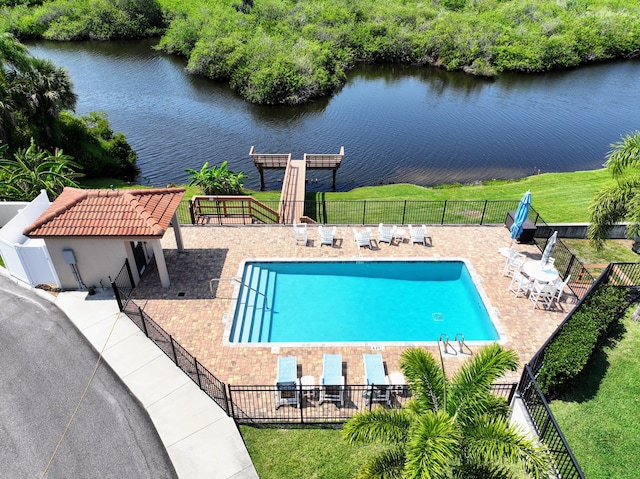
522, 260, 559, 283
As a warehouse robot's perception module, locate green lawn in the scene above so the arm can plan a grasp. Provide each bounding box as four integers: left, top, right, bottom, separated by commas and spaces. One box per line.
83, 168, 614, 224
550, 313, 640, 479
240, 425, 373, 479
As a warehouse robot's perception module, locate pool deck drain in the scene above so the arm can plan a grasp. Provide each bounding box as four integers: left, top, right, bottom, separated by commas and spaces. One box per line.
131, 225, 570, 385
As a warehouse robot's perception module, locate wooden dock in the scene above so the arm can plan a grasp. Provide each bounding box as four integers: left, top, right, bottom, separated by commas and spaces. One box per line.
278, 159, 306, 224
250, 146, 344, 224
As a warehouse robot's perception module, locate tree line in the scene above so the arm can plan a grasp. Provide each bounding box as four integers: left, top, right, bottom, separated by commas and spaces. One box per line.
2, 0, 639, 104
0, 32, 138, 200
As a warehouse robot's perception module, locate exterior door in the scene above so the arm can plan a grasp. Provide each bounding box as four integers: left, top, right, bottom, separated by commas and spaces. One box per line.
130, 241, 147, 275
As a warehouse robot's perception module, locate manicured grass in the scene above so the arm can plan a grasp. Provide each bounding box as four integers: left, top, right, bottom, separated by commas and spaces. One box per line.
83, 168, 616, 224
249, 169, 614, 223
240, 425, 373, 479
562, 239, 639, 265
550, 312, 640, 479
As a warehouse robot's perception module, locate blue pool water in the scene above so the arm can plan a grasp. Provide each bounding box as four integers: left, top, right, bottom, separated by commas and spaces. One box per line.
229, 260, 499, 344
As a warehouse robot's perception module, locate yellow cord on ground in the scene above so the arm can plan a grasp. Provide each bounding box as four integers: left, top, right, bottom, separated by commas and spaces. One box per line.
40, 312, 121, 479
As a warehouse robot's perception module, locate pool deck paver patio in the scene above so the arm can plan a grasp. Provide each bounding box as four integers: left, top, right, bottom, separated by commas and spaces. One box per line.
132, 225, 572, 386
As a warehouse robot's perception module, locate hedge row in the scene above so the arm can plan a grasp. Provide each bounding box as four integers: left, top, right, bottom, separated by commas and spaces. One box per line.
537, 285, 628, 397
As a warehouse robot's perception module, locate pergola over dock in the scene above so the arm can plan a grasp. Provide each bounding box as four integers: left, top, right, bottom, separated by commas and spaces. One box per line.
249, 146, 344, 192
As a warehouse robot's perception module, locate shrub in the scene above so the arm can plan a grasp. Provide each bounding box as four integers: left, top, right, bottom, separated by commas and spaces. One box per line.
54, 111, 138, 180
537, 285, 628, 397
186, 161, 247, 195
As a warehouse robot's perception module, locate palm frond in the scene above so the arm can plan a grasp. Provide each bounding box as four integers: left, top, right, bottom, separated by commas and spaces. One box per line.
462, 415, 553, 479
343, 408, 412, 446
399, 347, 444, 412
447, 344, 518, 419
605, 131, 640, 179
452, 461, 516, 479
353, 444, 406, 479
587, 183, 634, 248
404, 410, 460, 479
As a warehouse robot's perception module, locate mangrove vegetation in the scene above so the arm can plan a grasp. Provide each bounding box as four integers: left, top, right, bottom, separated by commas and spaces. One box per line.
1, 0, 639, 104
0, 32, 138, 189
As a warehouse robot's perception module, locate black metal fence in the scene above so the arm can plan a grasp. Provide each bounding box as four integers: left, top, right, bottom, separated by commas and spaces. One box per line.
121, 300, 229, 414
228, 382, 517, 424
518, 366, 585, 479
109, 258, 134, 311
530, 215, 595, 300
516, 262, 640, 479
176, 198, 524, 226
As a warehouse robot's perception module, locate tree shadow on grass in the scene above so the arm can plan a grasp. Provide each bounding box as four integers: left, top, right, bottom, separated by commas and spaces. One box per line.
559, 319, 627, 403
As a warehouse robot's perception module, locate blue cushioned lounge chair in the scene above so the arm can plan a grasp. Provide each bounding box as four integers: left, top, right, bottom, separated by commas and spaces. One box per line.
319, 353, 344, 406
363, 353, 391, 406
275, 356, 300, 409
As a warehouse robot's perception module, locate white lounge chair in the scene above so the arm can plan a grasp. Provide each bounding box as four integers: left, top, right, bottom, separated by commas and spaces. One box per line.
353, 228, 372, 249
529, 280, 557, 310
363, 353, 391, 406
318, 225, 337, 247
502, 248, 526, 277
293, 220, 308, 246
377, 223, 396, 245
274, 356, 300, 409
319, 353, 344, 406
408, 224, 429, 246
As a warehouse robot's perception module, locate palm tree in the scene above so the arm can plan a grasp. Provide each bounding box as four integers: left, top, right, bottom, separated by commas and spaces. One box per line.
0, 32, 32, 143
343, 344, 552, 479
10, 56, 78, 146
0, 139, 83, 201
588, 131, 640, 250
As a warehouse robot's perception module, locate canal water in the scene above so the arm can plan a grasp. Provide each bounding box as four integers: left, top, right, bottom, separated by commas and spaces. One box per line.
27, 39, 640, 192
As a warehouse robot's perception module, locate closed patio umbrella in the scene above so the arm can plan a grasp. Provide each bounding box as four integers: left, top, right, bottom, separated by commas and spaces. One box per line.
510, 190, 532, 241
541, 231, 558, 267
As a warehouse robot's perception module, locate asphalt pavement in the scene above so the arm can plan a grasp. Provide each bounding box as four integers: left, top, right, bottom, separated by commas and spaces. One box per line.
0, 275, 177, 479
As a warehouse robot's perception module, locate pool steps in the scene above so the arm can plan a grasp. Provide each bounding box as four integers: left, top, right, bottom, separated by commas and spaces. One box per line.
230, 265, 275, 342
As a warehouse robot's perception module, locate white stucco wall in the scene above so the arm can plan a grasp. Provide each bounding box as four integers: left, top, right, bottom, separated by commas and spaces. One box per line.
44, 237, 153, 290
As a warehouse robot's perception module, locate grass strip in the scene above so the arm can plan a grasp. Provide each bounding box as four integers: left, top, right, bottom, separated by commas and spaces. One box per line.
83, 168, 615, 224
550, 313, 640, 479
240, 425, 373, 479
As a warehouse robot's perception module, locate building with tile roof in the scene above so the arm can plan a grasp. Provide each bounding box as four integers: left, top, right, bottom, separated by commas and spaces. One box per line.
22, 187, 185, 290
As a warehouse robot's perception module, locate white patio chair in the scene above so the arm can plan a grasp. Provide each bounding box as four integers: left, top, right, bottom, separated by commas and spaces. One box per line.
353, 228, 372, 249
318, 225, 337, 247
408, 224, 429, 246
552, 274, 571, 305
293, 220, 308, 246
508, 268, 532, 298
529, 280, 557, 310
377, 223, 396, 245
502, 248, 526, 277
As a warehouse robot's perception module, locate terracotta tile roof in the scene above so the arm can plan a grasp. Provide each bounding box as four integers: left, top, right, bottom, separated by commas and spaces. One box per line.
24, 187, 186, 238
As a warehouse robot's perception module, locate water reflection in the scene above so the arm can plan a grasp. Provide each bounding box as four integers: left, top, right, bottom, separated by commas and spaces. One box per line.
25, 39, 640, 191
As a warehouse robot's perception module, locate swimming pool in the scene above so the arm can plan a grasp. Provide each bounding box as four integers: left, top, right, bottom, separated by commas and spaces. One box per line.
227, 259, 501, 345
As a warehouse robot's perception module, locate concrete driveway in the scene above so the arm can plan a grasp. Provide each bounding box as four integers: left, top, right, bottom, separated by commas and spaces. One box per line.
0, 275, 177, 479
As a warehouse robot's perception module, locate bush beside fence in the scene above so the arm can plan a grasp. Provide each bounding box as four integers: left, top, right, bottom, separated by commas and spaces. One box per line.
517, 262, 640, 479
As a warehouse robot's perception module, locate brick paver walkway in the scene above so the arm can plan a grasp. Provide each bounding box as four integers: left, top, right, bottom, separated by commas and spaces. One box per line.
132, 225, 571, 386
